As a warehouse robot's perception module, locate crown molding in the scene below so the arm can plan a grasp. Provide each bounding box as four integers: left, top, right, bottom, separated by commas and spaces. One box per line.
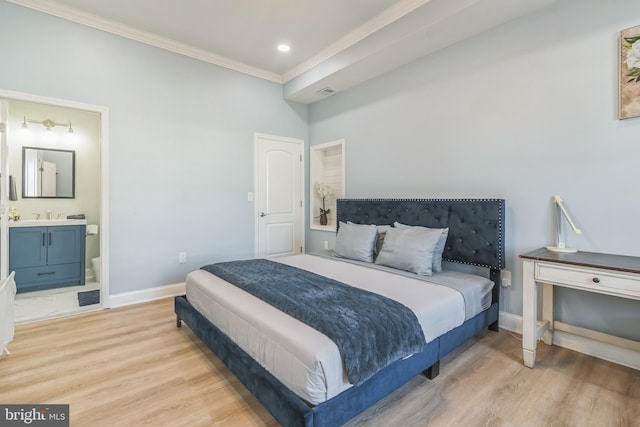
7, 0, 283, 84
281, 0, 431, 83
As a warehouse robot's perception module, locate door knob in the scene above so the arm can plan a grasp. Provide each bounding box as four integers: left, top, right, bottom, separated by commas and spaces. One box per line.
260, 212, 268, 217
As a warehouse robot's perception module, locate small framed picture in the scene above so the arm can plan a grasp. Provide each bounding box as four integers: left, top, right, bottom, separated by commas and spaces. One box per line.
619, 24, 640, 119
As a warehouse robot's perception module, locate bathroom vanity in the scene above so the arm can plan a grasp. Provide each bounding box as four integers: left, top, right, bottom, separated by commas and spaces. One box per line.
9, 220, 86, 293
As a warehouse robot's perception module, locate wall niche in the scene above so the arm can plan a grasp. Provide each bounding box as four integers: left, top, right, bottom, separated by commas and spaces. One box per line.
309, 139, 345, 231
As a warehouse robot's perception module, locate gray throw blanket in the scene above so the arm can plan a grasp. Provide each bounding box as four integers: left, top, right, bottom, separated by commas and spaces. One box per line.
202, 259, 426, 384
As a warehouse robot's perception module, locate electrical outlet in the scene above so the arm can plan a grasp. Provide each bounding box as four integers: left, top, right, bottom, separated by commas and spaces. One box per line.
324, 240, 329, 250
178, 252, 187, 263
501, 270, 511, 287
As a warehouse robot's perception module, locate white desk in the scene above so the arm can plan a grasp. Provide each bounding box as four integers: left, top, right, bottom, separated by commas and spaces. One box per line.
520, 248, 640, 368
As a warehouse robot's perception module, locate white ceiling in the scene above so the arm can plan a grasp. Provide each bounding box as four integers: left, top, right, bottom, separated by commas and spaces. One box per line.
8, 0, 560, 103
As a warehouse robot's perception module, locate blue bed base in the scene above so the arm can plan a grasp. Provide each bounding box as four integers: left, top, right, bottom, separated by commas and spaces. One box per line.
175, 295, 498, 427
175, 198, 505, 426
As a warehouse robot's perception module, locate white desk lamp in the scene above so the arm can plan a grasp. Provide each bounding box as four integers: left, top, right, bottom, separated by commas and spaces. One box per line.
546, 195, 582, 253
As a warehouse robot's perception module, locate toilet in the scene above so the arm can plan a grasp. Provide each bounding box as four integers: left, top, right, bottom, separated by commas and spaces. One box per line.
92, 257, 101, 282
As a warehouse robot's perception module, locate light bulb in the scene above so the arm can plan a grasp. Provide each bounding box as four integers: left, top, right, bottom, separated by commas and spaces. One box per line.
43, 127, 55, 143
20, 116, 30, 139
66, 123, 75, 142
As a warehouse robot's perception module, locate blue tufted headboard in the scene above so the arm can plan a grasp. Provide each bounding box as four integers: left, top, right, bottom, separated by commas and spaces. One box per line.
336, 198, 505, 271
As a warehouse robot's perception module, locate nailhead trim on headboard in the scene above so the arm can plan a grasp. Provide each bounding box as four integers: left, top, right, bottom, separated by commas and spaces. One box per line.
336, 198, 505, 270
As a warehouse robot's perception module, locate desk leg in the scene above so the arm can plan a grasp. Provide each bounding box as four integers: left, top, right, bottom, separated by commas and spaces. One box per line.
542, 283, 554, 345
522, 260, 537, 368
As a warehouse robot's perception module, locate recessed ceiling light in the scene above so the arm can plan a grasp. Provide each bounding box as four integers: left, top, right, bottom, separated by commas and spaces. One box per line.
277, 44, 290, 53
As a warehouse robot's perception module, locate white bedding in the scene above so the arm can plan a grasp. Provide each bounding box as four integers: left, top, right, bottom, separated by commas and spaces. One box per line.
185, 254, 493, 405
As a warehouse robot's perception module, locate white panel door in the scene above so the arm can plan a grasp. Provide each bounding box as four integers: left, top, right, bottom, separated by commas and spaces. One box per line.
40, 160, 57, 197
255, 134, 304, 258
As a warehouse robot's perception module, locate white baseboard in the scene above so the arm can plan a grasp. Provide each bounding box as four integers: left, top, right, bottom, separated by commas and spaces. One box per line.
499, 311, 522, 333
106, 282, 185, 309
498, 311, 640, 370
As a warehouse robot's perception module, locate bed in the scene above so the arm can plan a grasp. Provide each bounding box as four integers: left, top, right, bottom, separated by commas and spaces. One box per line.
175, 198, 505, 426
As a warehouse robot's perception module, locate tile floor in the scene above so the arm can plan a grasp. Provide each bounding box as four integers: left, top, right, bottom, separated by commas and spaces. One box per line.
14, 279, 101, 324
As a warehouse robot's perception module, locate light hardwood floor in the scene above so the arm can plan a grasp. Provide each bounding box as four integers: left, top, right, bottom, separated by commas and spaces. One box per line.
1, 298, 638, 426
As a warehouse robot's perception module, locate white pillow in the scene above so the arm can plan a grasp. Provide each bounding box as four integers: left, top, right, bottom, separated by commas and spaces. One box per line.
394, 222, 449, 273
333, 222, 378, 263
374, 227, 442, 276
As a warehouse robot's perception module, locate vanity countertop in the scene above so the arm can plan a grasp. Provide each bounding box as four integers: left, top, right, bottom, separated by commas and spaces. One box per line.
8, 219, 87, 227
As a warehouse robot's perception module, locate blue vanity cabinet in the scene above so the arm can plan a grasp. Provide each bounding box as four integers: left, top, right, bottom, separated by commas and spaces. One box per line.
9, 225, 86, 293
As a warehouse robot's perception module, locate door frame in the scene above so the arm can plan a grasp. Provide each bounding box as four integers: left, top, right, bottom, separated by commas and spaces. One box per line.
0, 89, 111, 307
0, 100, 9, 280
253, 133, 305, 258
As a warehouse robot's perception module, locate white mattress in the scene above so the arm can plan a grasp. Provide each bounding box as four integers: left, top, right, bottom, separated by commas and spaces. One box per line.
185, 254, 493, 405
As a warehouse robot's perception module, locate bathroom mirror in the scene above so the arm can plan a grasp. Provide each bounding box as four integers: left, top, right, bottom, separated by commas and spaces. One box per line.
22, 147, 75, 198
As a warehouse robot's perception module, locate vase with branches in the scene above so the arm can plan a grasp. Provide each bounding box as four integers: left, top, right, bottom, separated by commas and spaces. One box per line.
315, 182, 334, 226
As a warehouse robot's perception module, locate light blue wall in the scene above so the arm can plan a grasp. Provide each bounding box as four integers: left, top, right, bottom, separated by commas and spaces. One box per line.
308, 0, 640, 340
0, 2, 308, 294
2, 0, 639, 340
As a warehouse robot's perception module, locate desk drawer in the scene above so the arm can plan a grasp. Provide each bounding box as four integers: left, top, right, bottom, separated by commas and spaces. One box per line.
536, 263, 640, 299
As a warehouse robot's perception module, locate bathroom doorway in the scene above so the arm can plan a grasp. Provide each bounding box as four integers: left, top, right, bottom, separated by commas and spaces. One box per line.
0, 91, 109, 323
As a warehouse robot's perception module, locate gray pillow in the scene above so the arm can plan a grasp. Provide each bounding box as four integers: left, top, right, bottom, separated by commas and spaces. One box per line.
374, 225, 392, 255
347, 222, 391, 256
394, 222, 449, 273
374, 227, 442, 276
333, 222, 378, 263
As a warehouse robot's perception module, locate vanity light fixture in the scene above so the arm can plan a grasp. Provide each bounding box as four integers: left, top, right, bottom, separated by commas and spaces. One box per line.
546, 195, 582, 253
21, 116, 75, 141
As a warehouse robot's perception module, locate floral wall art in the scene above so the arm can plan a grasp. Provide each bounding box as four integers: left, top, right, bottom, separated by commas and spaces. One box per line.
620, 25, 640, 119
